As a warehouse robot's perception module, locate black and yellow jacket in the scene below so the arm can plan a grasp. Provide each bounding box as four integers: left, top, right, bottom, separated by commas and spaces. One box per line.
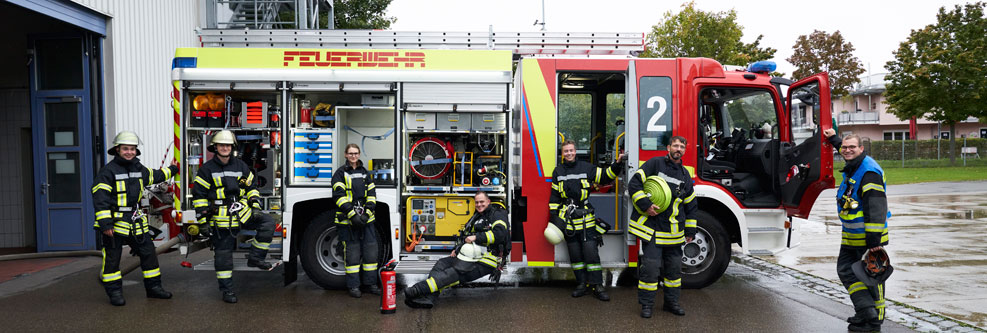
469, 205, 510, 268
92, 156, 177, 235
627, 156, 697, 246
548, 159, 622, 233
332, 161, 377, 226
191, 157, 261, 228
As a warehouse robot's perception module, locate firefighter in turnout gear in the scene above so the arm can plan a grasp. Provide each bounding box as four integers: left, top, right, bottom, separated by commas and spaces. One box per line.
549, 140, 624, 301
333, 143, 381, 298
628, 136, 696, 318
92, 131, 177, 306
404, 191, 509, 309
192, 130, 276, 304
825, 129, 890, 332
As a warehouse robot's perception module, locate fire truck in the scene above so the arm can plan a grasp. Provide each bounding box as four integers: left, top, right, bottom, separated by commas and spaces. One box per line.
171, 30, 834, 289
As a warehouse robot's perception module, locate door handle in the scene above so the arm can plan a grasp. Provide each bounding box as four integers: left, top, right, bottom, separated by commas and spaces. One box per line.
40, 183, 49, 195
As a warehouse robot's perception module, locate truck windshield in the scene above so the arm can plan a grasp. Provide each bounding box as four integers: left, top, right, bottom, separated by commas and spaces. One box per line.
714, 89, 778, 140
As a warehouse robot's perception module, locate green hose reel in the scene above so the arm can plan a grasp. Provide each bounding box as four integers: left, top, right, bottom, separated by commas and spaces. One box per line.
643, 175, 673, 213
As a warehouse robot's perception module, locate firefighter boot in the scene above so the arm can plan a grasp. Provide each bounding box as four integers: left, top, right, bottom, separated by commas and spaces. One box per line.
144, 277, 172, 299
364, 284, 382, 295
571, 283, 589, 298
403, 283, 434, 309
848, 321, 882, 332
146, 286, 172, 299
107, 289, 126, 306
847, 307, 878, 324
348, 287, 362, 298
247, 248, 273, 270
222, 291, 238, 304
592, 284, 610, 301
640, 305, 653, 318
663, 302, 686, 316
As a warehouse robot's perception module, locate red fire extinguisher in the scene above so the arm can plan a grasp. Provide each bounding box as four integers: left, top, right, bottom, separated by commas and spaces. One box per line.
380, 259, 398, 314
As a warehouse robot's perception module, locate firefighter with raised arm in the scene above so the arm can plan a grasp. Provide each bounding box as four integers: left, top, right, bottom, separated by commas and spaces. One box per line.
404, 191, 509, 309
92, 131, 178, 306
548, 140, 625, 301
333, 143, 381, 298
824, 129, 891, 332
192, 130, 276, 304
628, 136, 696, 318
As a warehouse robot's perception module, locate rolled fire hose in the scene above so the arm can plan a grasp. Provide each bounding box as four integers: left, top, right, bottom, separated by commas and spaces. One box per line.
643, 175, 673, 213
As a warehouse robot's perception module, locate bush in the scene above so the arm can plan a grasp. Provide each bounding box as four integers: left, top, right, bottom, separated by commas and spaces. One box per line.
857, 138, 985, 160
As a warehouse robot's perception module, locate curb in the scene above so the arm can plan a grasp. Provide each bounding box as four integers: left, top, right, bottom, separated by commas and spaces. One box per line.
734, 255, 985, 333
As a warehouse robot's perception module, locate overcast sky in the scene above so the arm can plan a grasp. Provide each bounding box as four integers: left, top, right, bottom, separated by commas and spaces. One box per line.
387, 0, 971, 77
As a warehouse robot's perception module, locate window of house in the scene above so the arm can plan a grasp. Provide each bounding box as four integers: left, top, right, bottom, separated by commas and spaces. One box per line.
884, 131, 909, 141
941, 131, 951, 139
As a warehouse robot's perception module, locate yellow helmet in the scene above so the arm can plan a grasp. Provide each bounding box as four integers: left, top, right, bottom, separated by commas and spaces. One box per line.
108, 131, 141, 156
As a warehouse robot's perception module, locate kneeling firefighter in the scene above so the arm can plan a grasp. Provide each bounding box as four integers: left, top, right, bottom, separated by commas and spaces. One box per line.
548, 140, 625, 301
333, 143, 381, 298
92, 131, 178, 306
628, 136, 696, 318
192, 130, 276, 304
404, 191, 510, 309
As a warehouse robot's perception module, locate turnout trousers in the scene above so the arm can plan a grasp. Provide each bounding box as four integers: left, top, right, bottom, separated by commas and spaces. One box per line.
637, 242, 683, 307
343, 225, 379, 288
212, 209, 276, 292
566, 234, 602, 285
837, 247, 886, 324
100, 232, 163, 294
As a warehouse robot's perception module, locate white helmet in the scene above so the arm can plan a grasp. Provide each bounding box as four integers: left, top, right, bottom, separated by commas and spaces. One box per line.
544, 223, 564, 245
208, 130, 237, 152
456, 243, 484, 262
108, 131, 141, 156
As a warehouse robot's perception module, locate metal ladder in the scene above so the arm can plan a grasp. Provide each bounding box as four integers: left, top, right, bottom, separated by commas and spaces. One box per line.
197, 29, 645, 56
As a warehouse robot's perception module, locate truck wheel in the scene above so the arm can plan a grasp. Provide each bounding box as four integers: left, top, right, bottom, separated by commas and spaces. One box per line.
681, 210, 730, 289
300, 212, 347, 290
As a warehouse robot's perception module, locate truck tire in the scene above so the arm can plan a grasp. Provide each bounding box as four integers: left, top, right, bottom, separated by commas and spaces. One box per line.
681, 210, 730, 289
300, 212, 347, 290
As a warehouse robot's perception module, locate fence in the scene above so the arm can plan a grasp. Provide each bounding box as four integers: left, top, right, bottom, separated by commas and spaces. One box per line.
836, 138, 985, 167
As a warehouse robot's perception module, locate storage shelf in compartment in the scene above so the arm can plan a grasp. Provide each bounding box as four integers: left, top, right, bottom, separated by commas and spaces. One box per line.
402, 190, 506, 197
187, 127, 282, 131
336, 106, 394, 112
402, 129, 506, 135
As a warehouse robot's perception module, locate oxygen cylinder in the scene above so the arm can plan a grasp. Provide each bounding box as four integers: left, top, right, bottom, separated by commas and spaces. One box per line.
380, 260, 398, 314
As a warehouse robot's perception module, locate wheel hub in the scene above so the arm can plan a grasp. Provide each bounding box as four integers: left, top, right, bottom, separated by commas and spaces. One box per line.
315, 227, 345, 275
681, 226, 714, 271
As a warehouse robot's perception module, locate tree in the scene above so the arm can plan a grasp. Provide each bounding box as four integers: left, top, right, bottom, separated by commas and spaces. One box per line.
787, 30, 865, 96
329, 0, 396, 29
884, 2, 987, 165
643, 2, 776, 66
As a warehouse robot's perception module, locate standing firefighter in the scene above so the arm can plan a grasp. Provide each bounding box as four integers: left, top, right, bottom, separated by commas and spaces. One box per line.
92, 131, 177, 306
333, 143, 381, 298
825, 129, 891, 332
404, 191, 509, 309
628, 136, 696, 318
548, 140, 624, 301
192, 130, 276, 304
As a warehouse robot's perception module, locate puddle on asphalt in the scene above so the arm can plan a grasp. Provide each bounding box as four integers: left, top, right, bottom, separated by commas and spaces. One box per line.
903, 259, 987, 268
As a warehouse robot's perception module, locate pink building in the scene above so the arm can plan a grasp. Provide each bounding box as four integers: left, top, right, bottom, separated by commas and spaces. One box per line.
832, 73, 986, 141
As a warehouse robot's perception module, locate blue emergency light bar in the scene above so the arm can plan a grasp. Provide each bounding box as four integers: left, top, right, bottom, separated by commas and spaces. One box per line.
747, 61, 776, 74
172, 57, 197, 69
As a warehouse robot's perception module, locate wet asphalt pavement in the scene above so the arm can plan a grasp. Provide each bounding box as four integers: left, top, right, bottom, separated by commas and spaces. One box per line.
772, 181, 987, 329
0, 248, 913, 332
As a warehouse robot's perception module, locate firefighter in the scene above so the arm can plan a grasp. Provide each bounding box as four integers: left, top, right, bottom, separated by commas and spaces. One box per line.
333, 143, 381, 298
549, 140, 624, 301
92, 131, 178, 306
404, 191, 509, 309
628, 136, 696, 318
192, 130, 276, 304
824, 129, 890, 332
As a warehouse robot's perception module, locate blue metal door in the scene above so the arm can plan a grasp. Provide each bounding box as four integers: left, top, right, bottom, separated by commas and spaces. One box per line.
30, 36, 96, 251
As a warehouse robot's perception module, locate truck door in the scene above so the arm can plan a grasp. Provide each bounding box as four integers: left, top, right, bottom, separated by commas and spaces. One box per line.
780, 73, 834, 218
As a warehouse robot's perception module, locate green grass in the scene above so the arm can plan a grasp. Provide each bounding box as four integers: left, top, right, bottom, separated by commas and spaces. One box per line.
833, 159, 987, 185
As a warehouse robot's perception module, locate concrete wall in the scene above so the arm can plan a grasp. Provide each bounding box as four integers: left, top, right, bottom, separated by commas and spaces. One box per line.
0, 90, 34, 248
